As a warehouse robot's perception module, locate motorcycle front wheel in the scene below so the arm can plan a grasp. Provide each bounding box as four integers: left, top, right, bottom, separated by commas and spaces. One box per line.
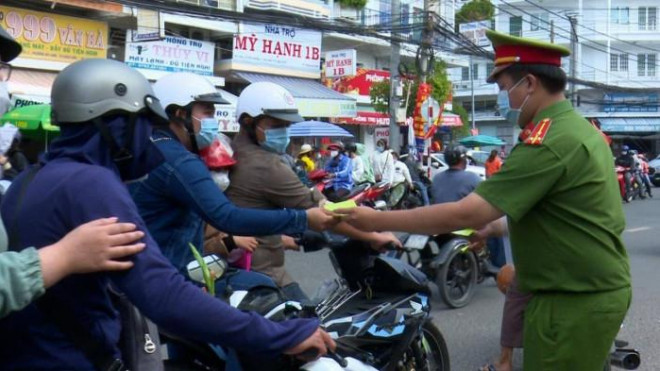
407, 321, 451, 371
438, 244, 478, 309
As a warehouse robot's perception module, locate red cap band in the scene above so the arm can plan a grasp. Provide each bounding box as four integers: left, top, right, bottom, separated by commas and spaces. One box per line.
494, 45, 562, 67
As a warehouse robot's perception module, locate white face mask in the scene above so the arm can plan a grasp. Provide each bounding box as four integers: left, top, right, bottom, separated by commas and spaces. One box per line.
211, 170, 231, 191
330, 150, 339, 158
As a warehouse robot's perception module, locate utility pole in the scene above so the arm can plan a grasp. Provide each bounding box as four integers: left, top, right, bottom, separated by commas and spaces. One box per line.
568, 15, 578, 106
470, 55, 475, 130
388, 0, 401, 151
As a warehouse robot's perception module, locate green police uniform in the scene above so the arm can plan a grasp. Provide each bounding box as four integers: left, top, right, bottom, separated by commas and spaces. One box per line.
476, 30, 632, 371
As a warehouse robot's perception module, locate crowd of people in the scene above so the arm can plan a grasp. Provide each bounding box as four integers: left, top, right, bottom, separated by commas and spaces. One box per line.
0, 22, 642, 371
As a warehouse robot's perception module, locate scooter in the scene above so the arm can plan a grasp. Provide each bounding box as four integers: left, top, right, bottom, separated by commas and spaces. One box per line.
165, 233, 451, 370
616, 166, 634, 203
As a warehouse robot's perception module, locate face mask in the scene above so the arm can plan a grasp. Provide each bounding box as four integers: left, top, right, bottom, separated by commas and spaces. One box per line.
330, 150, 339, 158
193, 117, 218, 150
376, 145, 384, 153
497, 77, 530, 127
211, 170, 231, 191
316, 153, 322, 160
258, 126, 290, 154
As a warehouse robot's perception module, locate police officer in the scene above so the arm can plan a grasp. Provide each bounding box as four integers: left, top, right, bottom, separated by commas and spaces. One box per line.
338, 30, 631, 371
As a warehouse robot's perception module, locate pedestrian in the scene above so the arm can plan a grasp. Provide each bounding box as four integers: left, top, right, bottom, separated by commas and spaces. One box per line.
484, 149, 503, 178
323, 142, 353, 202
0, 59, 335, 369
346, 143, 365, 184
298, 143, 316, 172
389, 151, 413, 207
338, 30, 631, 371
356, 143, 375, 183
372, 138, 394, 185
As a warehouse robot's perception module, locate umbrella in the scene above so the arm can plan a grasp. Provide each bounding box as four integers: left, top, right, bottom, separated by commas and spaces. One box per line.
1, 104, 59, 139
289, 120, 354, 138
459, 134, 505, 147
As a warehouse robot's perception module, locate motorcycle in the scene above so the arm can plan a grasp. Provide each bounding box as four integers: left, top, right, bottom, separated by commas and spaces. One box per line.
615, 166, 634, 203
165, 233, 451, 370
393, 232, 498, 309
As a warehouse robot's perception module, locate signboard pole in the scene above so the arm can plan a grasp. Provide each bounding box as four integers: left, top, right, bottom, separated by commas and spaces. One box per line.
388, 0, 401, 152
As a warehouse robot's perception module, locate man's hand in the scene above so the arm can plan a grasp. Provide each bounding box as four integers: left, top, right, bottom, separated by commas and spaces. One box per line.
284, 328, 336, 361
281, 235, 300, 251
368, 231, 402, 252
468, 227, 489, 252
334, 206, 379, 232
306, 207, 342, 231
233, 236, 258, 253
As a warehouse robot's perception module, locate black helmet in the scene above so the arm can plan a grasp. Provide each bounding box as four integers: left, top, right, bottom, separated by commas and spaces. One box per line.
0, 26, 22, 62
345, 143, 357, 153
444, 145, 467, 167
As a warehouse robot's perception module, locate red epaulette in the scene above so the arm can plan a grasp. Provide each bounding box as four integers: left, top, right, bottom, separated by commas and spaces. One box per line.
524, 118, 552, 145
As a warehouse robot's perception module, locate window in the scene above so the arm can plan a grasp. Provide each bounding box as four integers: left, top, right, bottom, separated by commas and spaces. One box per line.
639, 7, 658, 30
462, 67, 470, 81
620, 54, 629, 71
612, 6, 630, 24
638, 53, 657, 76
530, 12, 548, 31
472, 64, 479, 79
509, 16, 522, 36
610, 53, 619, 71
486, 63, 494, 77
379, 0, 391, 26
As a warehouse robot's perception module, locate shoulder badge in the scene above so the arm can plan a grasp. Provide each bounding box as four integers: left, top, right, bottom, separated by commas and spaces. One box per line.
524, 118, 552, 145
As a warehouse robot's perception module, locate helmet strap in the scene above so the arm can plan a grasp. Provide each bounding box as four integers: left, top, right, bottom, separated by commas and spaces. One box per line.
93, 114, 136, 177
172, 108, 200, 154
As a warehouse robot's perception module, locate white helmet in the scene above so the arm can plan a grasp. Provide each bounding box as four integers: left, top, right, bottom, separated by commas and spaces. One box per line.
153, 72, 229, 112
236, 82, 303, 123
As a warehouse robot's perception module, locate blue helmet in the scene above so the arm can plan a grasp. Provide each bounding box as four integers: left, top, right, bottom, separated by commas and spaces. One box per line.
622, 145, 630, 151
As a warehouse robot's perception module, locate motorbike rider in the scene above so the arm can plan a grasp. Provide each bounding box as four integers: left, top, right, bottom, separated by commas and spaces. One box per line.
129, 72, 338, 286
225, 82, 400, 302
430, 145, 482, 204
298, 143, 316, 172
389, 151, 414, 207
0, 26, 148, 319
615, 146, 637, 197
323, 142, 353, 202
638, 153, 653, 198
0, 59, 334, 370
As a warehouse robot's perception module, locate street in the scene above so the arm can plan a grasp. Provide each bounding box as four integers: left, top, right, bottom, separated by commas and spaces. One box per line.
286, 196, 660, 370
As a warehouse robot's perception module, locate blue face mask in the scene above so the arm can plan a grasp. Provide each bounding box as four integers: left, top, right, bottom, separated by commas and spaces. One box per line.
497, 77, 530, 127
194, 117, 218, 149
376, 145, 384, 153
259, 126, 290, 154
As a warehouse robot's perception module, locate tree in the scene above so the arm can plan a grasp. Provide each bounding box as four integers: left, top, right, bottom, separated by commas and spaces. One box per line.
450, 101, 471, 138
370, 60, 453, 117
337, 0, 367, 9
455, 0, 495, 28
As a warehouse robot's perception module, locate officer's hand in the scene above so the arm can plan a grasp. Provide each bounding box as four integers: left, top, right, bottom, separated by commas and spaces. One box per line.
284, 328, 336, 361
334, 206, 379, 232
306, 207, 341, 231
369, 231, 401, 251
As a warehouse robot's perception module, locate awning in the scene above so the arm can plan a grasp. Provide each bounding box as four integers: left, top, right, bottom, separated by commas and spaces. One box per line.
597, 117, 660, 132
333, 111, 389, 126
236, 72, 356, 118
7, 69, 57, 98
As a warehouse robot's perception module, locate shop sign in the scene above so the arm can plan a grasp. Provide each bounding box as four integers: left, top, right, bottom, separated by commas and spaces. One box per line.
374, 127, 390, 145
132, 8, 163, 42
334, 111, 389, 126
326, 68, 390, 96
125, 36, 214, 76
215, 105, 239, 133
459, 21, 491, 48
11, 93, 50, 108
324, 49, 356, 78
0, 5, 108, 63
233, 22, 322, 77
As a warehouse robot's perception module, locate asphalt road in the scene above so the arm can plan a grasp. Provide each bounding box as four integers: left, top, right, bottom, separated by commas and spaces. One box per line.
286, 195, 660, 371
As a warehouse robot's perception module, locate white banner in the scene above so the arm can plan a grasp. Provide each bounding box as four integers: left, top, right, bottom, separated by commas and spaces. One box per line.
459, 21, 491, 48
233, 23, 322, 77
132, 8, 163, 42
325, 49, 356, 78
125, 36, 215, 76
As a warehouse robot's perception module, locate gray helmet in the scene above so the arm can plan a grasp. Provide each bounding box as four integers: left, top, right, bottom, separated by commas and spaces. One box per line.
0, 26, 21, 62
51, 59, 168, 124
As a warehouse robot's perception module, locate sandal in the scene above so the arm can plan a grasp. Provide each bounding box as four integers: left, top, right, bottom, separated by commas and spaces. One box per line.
478, 364, 497, 371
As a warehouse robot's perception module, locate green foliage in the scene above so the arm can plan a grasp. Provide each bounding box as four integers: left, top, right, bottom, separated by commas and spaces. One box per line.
370, 61, 452, 117
338, 0, 367, 9
450, 101, 471, 138
370, 79, 391, 114
455, 0, 495, 25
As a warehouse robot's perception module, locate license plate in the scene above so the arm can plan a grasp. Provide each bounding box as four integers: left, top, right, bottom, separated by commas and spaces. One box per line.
404, 234, 429, 250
